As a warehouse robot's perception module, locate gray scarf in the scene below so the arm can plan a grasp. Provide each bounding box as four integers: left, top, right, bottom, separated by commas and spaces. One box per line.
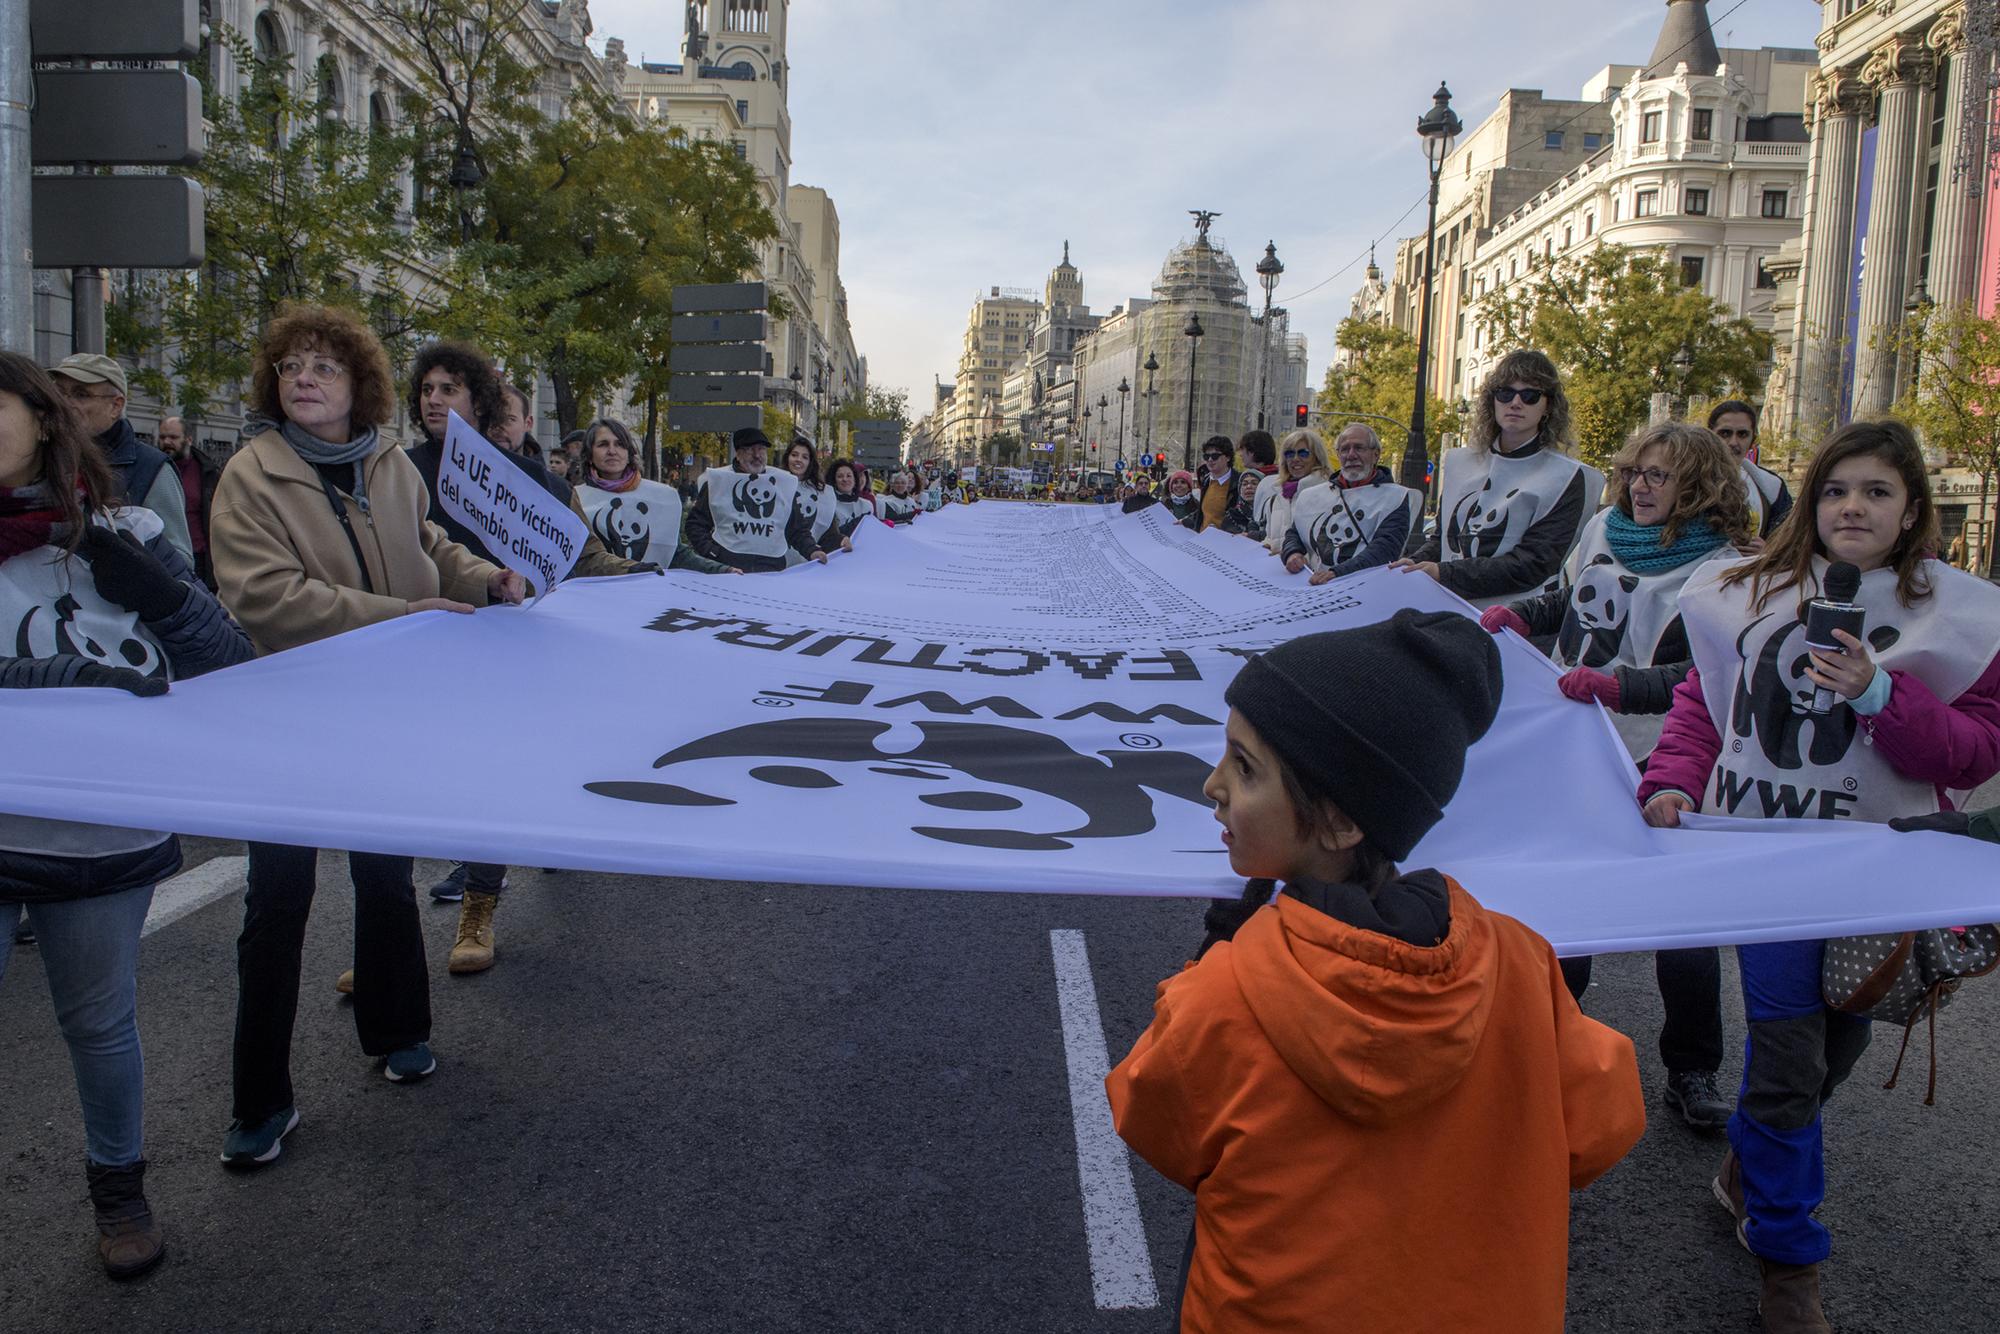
267, 418, 380, 512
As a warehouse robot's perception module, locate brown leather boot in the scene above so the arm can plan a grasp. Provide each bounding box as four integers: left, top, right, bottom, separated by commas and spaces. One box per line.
448, 891, 498, 974
1758, 1257, 1832, 1333
1712, 1148, 1747, 1243
85, 1158, 164, 1280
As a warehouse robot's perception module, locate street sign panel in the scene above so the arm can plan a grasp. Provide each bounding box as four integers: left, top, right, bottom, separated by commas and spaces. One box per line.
32, 70, 202, 166
31, 0, 199, 60
671, 282, 767, 314
672, 343, 765, 375
671, 312, 767, 344
666, 404, 764, 434
32, 177, 202, 268
669, 373, 762, 404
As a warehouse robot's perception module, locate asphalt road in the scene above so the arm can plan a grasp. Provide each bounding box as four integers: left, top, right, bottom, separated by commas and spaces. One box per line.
6, 826, 1999, 1333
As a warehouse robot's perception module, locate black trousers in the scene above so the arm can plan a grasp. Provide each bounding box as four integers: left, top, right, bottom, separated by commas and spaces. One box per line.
232, 842, 431, 1122
1561, 947, 1724, 1074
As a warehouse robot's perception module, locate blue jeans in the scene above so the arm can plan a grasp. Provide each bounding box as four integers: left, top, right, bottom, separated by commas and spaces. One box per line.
1, 885, 155, 1166
1728, 939, 1873, 1266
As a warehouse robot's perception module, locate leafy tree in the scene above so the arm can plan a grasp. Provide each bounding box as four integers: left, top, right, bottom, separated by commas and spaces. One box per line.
1476, 245, 1770, 466
826, 386, 912, 439
1317, 318, 1461, 474
1893, 301, 2000, 573
109, 31, 428, 419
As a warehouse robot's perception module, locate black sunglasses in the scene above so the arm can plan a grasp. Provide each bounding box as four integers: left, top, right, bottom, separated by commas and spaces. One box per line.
1201, 452, 1228, 461
1492, 387, 1545, 406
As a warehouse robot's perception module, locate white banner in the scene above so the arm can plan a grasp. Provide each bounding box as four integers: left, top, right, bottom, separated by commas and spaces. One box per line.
0, 502, 1993, 956
438, 410, 588, 593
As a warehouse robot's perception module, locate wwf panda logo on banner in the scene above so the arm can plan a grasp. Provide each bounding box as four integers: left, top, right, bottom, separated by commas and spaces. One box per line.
1446, 481, 1533, 560
590, 496, 655, 561
732, 473, 783, 521
1310, 504, 1367, 567
1556, 555, 1639, 669
13, 591, 166, 679
1728, 612, 1902, 771
585, 717, 1215, 853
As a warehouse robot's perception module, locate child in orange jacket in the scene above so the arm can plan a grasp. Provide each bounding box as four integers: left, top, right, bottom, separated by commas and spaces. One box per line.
1107, 609, 1646, 1333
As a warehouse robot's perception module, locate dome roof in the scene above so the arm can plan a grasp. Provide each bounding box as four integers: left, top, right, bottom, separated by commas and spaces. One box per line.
1152, 236, 1247, 307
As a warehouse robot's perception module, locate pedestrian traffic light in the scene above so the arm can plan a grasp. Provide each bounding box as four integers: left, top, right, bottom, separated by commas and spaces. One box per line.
1295, 404, 1309, 427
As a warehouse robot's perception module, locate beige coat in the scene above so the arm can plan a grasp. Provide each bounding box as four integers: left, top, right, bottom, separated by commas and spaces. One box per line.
210, 430, 498, 656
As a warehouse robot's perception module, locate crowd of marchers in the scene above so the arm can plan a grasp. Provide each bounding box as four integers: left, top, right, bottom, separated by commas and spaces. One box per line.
3, 310, 1998, 1334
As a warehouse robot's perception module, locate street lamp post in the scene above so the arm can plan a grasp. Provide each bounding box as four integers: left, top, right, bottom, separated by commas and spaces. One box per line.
1402, 81, 1463, 494
1183, 313, 1205, 471
1082, 405, 1093, 474
1254, 241, 1283, 431
1097, 393, 1110, 476
1116, 377, 1131, 473
1142, 351, 1159, 470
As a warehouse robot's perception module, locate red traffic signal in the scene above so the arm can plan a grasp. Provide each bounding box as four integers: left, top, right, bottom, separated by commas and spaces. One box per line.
1295, 404, 1309, 426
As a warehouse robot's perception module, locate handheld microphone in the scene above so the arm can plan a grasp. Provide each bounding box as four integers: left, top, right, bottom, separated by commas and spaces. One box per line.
1803, 562, 1865, 714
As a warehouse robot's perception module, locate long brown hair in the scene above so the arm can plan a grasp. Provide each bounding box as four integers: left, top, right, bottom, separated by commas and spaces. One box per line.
0, 350, 117, 552
1722, 419, 1939, 611
1607, 422, 1751, 547
1472, 349, 1574, 453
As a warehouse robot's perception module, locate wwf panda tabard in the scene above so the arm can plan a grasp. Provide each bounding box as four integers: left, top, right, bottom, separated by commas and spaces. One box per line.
1445, 479, 1535, 561
581, 478, 684, 564
1679, 556, 2000, 823
697, 464, 800, 564
730, 471, 786, 521
1309, 504, 1366, 567
1434, 444, 1602, 607
1554, 555, 1638, 669
2, 508, 172, 682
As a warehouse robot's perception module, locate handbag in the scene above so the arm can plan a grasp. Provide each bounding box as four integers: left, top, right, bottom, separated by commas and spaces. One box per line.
1822, 926, 2000, 1103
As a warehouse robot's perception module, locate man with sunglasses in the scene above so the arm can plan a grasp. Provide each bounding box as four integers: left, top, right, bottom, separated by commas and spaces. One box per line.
49, 354, 193, 562
1196, 436, 1238, 532
1707, 399, 1791, 544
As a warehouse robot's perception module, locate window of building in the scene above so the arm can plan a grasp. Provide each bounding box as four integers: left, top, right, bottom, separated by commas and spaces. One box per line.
732, 139, 746, 159
736, 99, 748, 120
1510, 259, 1519, 279
1585, 214, 1595, 237
1761, 189, 1788, 219
1583, 132, 1604, 151
1635, 190, 1659, 218
1691, 108, 1713, 142
1755, 260, 1779, 290
1563, 225, 1573, 248
1685, 187, 1709, 216
1680, 255, 1705, 288
1641, 111, 1663, 144
1545, 131, 1564, 150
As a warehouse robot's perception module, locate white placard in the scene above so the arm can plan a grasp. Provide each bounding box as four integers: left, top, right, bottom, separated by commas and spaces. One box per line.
437, 410, 589, 594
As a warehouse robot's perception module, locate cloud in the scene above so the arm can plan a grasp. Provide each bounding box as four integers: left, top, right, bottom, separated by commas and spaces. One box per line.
587, 0, 1817, 411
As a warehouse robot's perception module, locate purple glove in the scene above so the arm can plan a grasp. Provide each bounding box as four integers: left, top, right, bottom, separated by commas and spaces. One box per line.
1558, 666, 1621, 711
1479, 605, 1530, 638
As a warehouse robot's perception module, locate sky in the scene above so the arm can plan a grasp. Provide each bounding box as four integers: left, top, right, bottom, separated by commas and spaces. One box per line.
586, 0, 1823, 413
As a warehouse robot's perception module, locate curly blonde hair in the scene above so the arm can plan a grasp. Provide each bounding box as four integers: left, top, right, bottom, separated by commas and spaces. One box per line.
1471, 349, 1573, 453
1276, 428, 1333, 481
1607, 422, 1751, 547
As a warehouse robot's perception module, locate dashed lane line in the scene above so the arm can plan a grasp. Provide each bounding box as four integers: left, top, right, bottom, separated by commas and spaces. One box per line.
142, 854, 248, 937
1049, 928, 1160, 1311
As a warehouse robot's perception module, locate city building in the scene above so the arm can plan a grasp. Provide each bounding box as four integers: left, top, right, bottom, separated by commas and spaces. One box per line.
1023, 244, 1103, 450
786, 184, 866, 436
1354, 2, 1811, 417
624, 0, 820, 424
1126, 214, 1258, 470
1072, 300, 1154, 470
950, 286, 1042, 455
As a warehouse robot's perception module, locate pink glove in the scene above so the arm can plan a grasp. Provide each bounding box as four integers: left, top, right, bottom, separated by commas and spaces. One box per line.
1558, 666, 1621, 711
1480, 606, 1530, 638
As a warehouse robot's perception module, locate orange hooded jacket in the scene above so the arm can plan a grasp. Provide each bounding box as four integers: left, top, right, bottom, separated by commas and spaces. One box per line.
1106, 880, 1645, 1333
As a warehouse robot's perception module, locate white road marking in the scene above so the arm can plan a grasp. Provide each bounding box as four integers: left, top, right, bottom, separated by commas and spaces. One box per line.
142, 854, 248, 937
1049, 928, 1160, 1311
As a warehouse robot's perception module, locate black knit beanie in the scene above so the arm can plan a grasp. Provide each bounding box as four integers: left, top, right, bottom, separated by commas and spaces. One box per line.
1222, 609, 1503, 861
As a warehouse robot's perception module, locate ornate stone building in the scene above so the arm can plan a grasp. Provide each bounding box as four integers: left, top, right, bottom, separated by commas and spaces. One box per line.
1783, 0, 1991, 434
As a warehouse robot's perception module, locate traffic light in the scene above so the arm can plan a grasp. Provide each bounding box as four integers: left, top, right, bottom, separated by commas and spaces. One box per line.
1295, 403, 1309, 427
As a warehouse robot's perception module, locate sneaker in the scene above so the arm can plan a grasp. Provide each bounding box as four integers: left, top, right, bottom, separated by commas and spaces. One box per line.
428, 862, 468, 904
383, 1043, 436, 1084
220, 1106, 299, 1168
1712, 1147, 1748, 1247
1663, 1069, 1731, 1133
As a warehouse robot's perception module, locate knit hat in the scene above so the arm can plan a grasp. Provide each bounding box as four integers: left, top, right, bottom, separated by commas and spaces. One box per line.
1167, 468, 1196, 492
1223, 609, 1503, 861
731, 425, 772, 453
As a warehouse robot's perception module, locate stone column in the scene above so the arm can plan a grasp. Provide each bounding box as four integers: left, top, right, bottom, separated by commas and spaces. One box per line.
1796, 73, 1871, 437
1854, 39, 1936, 416
1928, 7, 1982, 308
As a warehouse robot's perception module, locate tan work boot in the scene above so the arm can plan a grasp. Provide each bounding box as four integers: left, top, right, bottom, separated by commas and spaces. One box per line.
448, 891, 498, 974
335, 968, 354, 995
1712, 1147, 1747, 1243
1758, 1258, 1832, 1333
